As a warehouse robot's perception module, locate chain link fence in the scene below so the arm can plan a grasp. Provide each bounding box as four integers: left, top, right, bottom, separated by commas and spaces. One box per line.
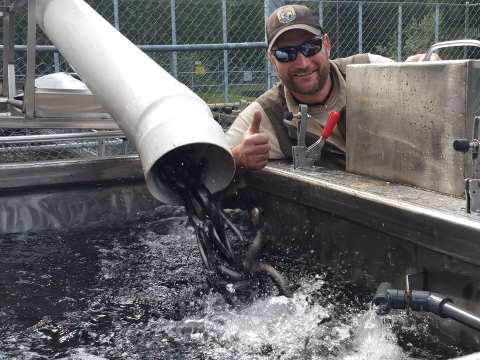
0, 0, 479, 164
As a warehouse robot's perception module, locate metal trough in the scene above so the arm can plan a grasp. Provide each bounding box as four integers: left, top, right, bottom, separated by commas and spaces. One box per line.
2, 152, 480, 353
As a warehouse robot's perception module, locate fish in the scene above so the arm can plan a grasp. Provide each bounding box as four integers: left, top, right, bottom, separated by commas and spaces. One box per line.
257, 262, 292, 298
242, 226, 292, 298
206, 219, 234, 265
156, 153, 291, 298
216, 265, 245, 282
244, 230, 262, 276
195, 227, 212, 270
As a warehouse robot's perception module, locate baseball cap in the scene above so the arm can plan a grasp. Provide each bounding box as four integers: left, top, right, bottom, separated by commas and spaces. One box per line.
266, 5, 324, 51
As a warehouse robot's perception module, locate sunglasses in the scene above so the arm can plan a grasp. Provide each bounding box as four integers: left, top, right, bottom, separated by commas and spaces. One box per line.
272, 36, 324, 63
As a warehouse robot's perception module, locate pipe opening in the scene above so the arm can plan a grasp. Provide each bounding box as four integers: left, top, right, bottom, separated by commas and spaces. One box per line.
146, 143, 235, 205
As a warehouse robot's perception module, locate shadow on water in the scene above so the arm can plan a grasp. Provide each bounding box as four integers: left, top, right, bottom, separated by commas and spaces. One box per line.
0, 205, 474, 359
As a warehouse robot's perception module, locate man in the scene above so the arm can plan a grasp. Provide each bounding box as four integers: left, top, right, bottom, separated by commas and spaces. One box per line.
225, 4, 438, 173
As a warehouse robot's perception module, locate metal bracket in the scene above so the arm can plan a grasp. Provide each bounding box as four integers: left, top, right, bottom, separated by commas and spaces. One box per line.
7, 64, 16, 99
473, 117, 480, 179
290, 104, 312, 169
454, 117, 480, 214
289, 104, 341, 169
466, 179, 480, 214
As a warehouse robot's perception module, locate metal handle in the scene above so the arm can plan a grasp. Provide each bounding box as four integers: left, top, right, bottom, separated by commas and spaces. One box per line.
321, 111, 341, 138
424, 39, 480, 61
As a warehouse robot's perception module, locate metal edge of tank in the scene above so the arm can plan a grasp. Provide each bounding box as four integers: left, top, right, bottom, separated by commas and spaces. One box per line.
0, 156, 163, 233
2, 155, 480, 349
242, 161, 480, 267
222, 161, 480, 350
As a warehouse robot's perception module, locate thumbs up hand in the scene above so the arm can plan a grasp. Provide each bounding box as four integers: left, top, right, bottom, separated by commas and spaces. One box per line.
232, 110, 271, 172
247, 109, 262, 135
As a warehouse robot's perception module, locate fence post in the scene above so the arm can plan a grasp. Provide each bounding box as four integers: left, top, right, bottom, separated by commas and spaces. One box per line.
54, 53, 60, 72
265, 0, 283, 89
3, 0, 15, 97
398, 3, 402, 61
465, 1, 469, 59
435, 3, 440, 43
336, 1, 339, 58
319, 1, 324, 27
222, 0, 229, 103
359, 2, 363, 54
25, 0, 36, 118
170, 0, 178, 79
113, 0, 119, 30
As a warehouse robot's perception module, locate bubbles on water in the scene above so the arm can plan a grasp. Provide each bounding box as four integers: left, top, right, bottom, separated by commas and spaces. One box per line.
162, 278, 336, 359
0, 205, 473, 359
143, 276, 427, 360
344, 310, 409, 360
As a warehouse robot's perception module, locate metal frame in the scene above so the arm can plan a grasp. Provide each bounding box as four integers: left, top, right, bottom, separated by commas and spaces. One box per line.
0, 129, 127, 157
0, 116, 120, 129
465, 117, 480, 214
2, 0, 15, 99
24, 0, 35, 117
0, 0, 125, 149
0, 130, 125, 144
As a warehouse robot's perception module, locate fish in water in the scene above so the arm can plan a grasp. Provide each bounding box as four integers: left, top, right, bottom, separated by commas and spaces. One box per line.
154, 151, 291, 298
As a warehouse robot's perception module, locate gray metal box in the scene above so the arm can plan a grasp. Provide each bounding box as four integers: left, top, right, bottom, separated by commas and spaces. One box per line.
346, 61, 480, 197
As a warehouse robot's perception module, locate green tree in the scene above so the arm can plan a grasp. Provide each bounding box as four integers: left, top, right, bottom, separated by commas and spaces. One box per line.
403, 10, 438, 57
375, 7, 441, 60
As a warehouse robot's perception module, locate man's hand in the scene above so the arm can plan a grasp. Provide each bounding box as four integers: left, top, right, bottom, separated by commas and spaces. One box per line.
231, 110, 271, 172
405, 53, 441, 62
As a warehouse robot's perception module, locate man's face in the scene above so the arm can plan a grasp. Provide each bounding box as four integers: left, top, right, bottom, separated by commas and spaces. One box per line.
269, 30, 331, 96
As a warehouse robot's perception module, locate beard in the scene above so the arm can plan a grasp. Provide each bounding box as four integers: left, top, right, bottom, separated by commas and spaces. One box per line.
277, 60, 331, 96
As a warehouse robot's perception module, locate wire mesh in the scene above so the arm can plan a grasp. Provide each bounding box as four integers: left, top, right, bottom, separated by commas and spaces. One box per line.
0, 128, 135, 164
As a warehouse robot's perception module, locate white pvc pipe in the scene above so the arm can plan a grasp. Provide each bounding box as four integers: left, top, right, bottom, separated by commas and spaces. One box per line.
35, 0, 235, 205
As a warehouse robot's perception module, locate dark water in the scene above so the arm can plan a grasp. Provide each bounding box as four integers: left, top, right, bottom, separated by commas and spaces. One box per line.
0, 205, 473, 359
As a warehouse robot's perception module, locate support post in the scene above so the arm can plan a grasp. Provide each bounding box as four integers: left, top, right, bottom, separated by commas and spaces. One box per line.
264, 0, 283, 89
398, 3, 402, 62
113, 0, 119, 30
222, 0, 229, 103
3, 0, 15, 98
170, 0, 178, 79
465, 2, 470, 59
358, 2, 363, 54
24, 0, 36, 118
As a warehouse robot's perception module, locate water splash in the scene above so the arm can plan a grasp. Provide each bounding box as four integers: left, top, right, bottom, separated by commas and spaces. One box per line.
0, 205, 471, 359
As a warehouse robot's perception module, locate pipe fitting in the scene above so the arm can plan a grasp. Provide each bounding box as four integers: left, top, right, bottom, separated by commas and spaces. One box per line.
373, 282, 406, 315
427, 293, 453, 318
373, 282, 453, 315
